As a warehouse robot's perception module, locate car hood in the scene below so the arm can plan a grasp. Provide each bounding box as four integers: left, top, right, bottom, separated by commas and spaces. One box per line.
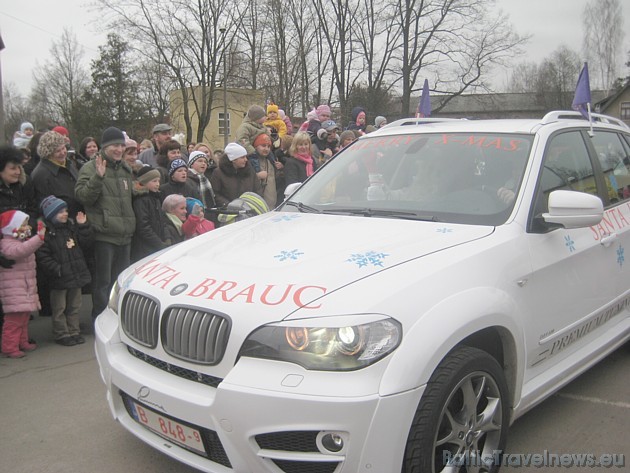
124, 212, 494, 318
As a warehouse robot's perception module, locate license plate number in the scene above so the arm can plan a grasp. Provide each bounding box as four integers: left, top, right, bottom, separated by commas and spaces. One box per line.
129, 400, 205, 455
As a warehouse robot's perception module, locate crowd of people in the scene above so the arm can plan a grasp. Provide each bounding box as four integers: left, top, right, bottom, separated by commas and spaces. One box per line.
1, 104, 388, 359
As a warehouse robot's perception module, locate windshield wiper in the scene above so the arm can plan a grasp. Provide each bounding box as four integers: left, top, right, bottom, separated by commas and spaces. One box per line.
322, 207, 439, 221
283, 201, 322, 213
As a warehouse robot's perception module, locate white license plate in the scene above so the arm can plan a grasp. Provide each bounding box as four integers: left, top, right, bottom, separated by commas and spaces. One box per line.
129, 400, 205, 455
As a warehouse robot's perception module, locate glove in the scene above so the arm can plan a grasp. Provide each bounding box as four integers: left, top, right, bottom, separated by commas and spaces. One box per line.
317, 128, 328, 140
0, 254, 15, 269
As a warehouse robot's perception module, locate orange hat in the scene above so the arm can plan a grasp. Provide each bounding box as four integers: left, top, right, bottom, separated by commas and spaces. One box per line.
253, 134, 272, 147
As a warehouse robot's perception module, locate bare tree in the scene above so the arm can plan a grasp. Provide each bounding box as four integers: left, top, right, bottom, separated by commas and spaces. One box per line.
95, 0, 244, 143
391, 0, 526, 115
583, 0, 624, 93
31, 28, 90, 136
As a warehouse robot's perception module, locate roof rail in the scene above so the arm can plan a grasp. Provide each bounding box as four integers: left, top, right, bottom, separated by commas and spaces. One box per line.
383, 117, 466, 128
541, 110, 630, 129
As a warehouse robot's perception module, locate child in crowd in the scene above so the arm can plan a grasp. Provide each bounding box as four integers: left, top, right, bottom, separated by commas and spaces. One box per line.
0, 210, 46, 358
13, 122, 35, 148
182, 197, 215, 239
264, 103, 288, 139
131, 167, 168, 262
36, 196, 92, 346
160, 158, 201, 201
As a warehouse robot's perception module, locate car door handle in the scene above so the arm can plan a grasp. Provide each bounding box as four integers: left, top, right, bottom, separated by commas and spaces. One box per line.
600, 232, 618, 247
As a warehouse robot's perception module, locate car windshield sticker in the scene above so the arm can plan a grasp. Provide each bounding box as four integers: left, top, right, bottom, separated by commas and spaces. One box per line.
347, 251, 389, 268
435, 134, 525, 152
274, 249, 304, 261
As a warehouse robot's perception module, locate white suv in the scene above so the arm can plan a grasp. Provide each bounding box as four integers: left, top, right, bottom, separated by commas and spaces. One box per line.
95, 111, 630, 473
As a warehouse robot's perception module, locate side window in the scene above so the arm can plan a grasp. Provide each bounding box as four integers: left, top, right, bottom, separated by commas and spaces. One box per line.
531, 131, 598, 223
591, 131, 630, 204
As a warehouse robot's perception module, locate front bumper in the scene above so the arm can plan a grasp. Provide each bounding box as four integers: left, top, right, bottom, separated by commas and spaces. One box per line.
94, 308, 424, 473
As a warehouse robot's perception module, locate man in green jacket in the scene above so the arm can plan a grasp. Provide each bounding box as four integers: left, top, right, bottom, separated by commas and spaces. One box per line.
75, 127, 135, 321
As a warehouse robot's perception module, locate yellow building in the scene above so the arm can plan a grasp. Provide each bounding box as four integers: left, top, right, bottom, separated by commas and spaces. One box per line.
170, 86, 265, 151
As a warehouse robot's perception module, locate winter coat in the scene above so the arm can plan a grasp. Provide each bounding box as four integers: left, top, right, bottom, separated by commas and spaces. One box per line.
74, 154, 136, 245
131, 190, 168, 262
247, 152, 277, 209
36, 220, 92, 290
30, 158, 83, 218
0, 178, 39, 225
235, 117, 268, 155
187, 171, 216, 211
284, 156, 317, 187
160, 179, 201, 202
209, 155, 263, 207
163, 217, 185, 246
0, 235, 44, 313
347, 106, 367, 133
182, 215, 215, 239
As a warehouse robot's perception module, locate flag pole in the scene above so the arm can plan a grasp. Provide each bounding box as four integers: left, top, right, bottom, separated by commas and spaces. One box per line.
587, 103, 593, 137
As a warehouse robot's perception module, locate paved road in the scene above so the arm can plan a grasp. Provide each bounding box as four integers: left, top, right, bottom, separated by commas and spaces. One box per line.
1, 299, 628, 473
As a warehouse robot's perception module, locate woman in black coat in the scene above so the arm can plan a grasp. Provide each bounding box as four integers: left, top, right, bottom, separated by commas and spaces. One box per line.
284, 131, 317, 187
131, 168, 169, 262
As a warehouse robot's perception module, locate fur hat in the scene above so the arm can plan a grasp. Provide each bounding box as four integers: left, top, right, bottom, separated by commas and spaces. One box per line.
225, 143, 247, 161
52, 126, 69, 137
188, 151, 208, 167
267, 104, 279, 115
0, 210, 29, 236
168, 159, 188, 178
136, 166, 161, 186
40, 195, 68, 222
101, 127, 126, 148
253, 134, 272, 147
247, 105, 266, 122
375, 116, 387, 128
37, 131, 67, 159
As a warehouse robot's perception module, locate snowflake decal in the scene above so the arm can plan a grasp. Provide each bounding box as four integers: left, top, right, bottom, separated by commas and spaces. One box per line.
347, 251, 389, 268
617, 244, 625, 268
436, 227, 453, 234
272, 214, 301, 222
564, 235, 576, 253
274, 249, 304, 261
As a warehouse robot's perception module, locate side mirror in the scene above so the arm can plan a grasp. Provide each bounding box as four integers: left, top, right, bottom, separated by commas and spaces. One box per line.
542, 190, 604, 229
284, 182, 302, 199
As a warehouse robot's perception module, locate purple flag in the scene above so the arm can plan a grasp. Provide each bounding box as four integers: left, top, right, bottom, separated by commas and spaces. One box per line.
416, 79, 431, 118
572, 62, 591, 119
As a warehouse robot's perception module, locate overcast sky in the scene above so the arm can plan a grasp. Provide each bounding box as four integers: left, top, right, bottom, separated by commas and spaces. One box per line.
1, 0, 629, 95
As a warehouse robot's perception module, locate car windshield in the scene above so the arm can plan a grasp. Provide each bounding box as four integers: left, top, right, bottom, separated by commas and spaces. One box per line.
280, 132, 533, 225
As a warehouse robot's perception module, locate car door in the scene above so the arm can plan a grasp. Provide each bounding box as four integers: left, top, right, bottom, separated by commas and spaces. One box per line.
521, 129, 617, 380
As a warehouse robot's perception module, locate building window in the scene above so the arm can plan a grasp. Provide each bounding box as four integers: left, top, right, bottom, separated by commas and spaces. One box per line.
219, 113, 231, 136
620, 102, 630, 120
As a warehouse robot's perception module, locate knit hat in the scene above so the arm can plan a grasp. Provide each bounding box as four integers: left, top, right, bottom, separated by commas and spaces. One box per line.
267, 104, 279, 115
168, 158, 187, 178
186, 197, 204, 215
101, 127, 126, 148
20, 122, 34, 134
375, 116, 387, 128
339, 130, 356, 144
136, 166, 161, 186
225, 142, 247, 161
188, 151, 208, 167
316, 104, 331, 120
37, 131, 66, 159
0, 210, 30, 236
253, 133, 272, 147
40, 195, 68, 222
247, 105, 266, 122
52, 126, 69, 137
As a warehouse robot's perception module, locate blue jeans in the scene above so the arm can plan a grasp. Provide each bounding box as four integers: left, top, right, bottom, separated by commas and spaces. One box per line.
91, 241, 131, 319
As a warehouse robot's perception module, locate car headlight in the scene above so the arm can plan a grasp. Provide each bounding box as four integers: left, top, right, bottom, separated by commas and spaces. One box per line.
108, 279, 120, 312
239, 318, 401, 371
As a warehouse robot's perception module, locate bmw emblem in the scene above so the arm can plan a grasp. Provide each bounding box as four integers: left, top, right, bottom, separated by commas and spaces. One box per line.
170, 283, 188, 296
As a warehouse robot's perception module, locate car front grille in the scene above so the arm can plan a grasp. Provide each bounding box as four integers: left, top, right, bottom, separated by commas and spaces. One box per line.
162, 306, 230, 364
255, 431, 319, 452
120, 292, 231, 365
121, 292, 160, 347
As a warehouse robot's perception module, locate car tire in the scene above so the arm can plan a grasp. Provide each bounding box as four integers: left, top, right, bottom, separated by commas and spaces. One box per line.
402, 346, 510, 473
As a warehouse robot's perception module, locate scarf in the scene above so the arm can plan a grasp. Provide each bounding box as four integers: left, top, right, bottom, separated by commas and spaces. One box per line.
165, 212, 183, 235
190, 169, 215, 207
292, 152, 314, 177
